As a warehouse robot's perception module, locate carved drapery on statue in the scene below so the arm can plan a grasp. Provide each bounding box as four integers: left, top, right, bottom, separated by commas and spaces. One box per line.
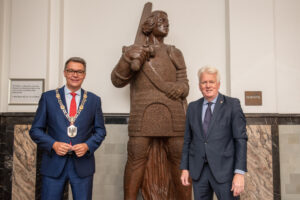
111, 3, 192, 200
142, 139, 175, 199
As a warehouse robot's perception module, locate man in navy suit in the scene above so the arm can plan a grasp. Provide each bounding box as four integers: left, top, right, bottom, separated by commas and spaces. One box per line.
30, 57, 106, 200
180, 66, 247, 199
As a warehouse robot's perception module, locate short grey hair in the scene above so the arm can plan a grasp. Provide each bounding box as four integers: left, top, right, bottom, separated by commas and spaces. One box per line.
198, 65, 220, 83
64, 57, 86, 71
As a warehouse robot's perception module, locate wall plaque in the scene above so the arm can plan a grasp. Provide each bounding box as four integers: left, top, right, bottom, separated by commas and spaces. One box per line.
245, 91, 262, 106
9, 79, 44, 105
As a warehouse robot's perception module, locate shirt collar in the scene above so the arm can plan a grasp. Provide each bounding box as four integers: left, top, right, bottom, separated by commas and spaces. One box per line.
203, 93, 219, 105
64, 85, 81, 96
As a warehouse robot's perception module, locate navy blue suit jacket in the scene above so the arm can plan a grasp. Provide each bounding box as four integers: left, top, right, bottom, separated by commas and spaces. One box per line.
180, 93, 247, 183
30, 86, 106, 178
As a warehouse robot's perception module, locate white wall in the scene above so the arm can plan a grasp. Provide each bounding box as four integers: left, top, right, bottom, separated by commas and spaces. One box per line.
275, 0, 300, 113
0, 0, 10, 112
63, 0, 227, 113
0, 0, 299, 113
229, 0, 277, 113
229, 0, 300, 113
0, 0, 49, 112
0, 0, 4, 110
0, 0, 3, 78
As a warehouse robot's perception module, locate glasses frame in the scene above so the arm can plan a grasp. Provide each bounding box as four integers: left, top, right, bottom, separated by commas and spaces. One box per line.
65, 69, 86, 76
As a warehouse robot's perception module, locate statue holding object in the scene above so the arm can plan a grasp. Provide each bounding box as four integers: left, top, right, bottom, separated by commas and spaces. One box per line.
111, 3, 192, 200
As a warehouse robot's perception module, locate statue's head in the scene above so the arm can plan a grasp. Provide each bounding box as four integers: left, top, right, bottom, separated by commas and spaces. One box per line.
142, 11, 169, 37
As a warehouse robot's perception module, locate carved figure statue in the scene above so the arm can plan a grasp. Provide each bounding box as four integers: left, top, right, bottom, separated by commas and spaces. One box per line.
111, 8, 192, 200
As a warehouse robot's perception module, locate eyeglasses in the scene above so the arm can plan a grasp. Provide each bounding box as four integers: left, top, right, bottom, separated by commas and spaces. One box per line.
65, 69, 85, 76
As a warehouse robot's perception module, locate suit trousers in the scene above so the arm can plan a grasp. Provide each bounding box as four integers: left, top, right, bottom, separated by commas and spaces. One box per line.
41, 157, 93, 200
192, 163, 239, 200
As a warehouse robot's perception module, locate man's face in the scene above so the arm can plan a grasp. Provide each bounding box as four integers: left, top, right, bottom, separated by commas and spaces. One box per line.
199, 72, 220, 101
152, 13, 169, 37
64, 61, 86, 92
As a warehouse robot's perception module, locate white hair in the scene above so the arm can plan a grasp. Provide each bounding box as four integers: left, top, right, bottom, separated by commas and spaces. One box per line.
197, 65, 220, 83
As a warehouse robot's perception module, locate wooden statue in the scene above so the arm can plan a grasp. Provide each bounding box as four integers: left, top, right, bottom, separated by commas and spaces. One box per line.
111, 3, 192, 200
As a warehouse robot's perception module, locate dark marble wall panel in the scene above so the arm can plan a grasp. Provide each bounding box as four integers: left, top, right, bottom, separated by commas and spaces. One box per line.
0, 113, 35, 200
271, 125, 281, 200
0, 113, 299, 200
0, 115, 5, 200
0, 115, 15, 200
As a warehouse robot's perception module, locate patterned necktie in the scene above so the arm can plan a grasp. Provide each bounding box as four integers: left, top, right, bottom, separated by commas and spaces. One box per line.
203, 102, 212, 137
69, 92, 77, 117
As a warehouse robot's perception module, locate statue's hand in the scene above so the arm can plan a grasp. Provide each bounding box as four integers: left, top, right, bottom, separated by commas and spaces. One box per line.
165, 83, 184, 100
123, 45, 148, 71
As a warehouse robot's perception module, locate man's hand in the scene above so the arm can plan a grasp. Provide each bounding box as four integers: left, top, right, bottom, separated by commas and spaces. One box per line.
52, 142, 72, 156
72, 143, 89, 157
180, 170, 191, 186
231, 173, 245, 197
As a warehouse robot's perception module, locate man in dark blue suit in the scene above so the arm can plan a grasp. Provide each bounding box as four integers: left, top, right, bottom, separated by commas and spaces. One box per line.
180, 66, 247, 200
30, 57, 106, 200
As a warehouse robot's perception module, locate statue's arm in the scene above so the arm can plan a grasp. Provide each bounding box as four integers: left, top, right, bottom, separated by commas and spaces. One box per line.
111, 53, 134, 88
168, 46, 189, 98
111, 45, 147, 87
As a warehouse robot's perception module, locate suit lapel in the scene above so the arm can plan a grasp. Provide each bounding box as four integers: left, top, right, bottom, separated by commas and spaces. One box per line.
79, 88, 84, 106
58, 86, 69, 125
206, 93, 225, 139
59, 86, 67, 110
197, 98, 205, 140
